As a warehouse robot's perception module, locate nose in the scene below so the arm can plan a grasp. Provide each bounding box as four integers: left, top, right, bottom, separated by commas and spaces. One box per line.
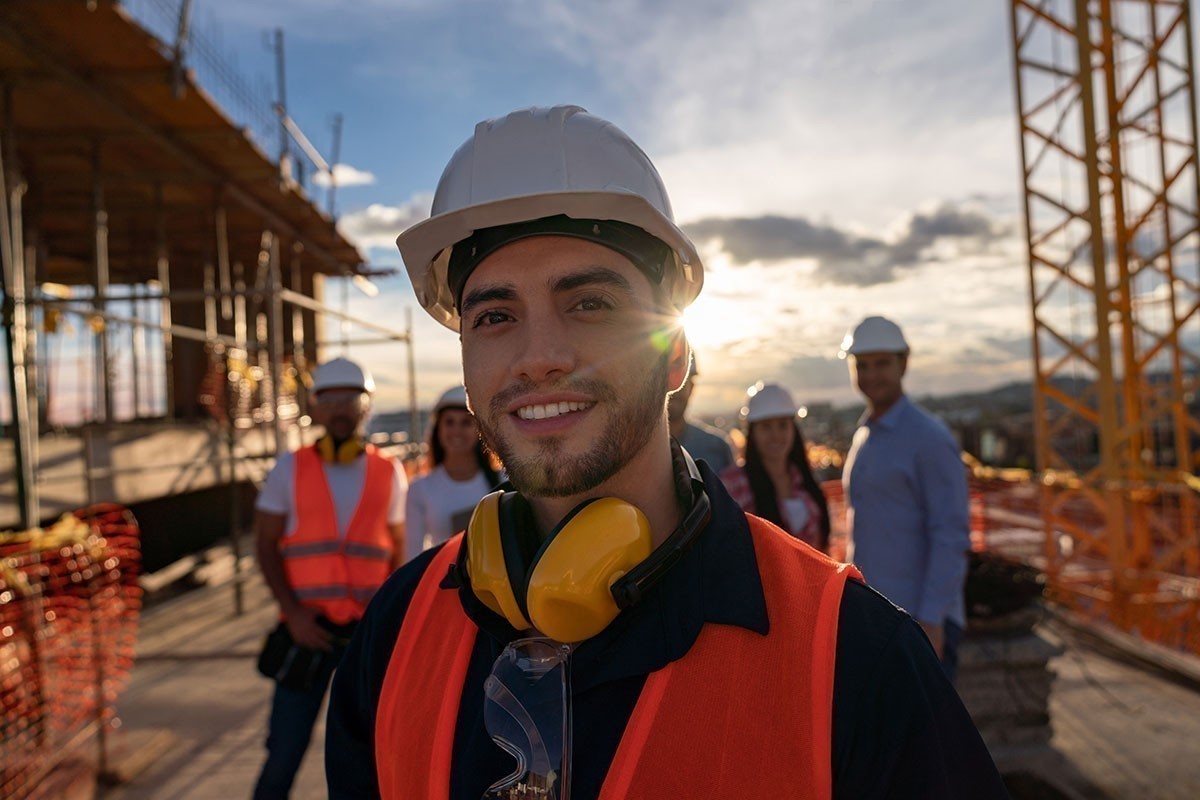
510, 314, 575, 384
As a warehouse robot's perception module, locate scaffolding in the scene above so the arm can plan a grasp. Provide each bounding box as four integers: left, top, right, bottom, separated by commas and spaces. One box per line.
1009, 0, 1200, 650
0, 1, 419, 574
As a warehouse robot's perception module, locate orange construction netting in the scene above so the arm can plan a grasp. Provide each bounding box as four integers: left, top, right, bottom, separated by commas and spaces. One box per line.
0, 504, 142, 799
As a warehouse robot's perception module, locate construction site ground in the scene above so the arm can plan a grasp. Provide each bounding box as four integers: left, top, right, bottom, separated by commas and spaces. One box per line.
88, 564, 1200, 800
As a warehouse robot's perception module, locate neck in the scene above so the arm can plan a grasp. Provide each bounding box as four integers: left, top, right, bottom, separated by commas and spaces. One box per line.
668, 416, 686, 439
763, 453, 790, 480
441, 451, 479, 481
868, 394, 902, 421
527, 426, 682, 548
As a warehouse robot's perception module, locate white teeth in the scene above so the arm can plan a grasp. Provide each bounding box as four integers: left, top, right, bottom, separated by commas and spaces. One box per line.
516, 401, 591, 420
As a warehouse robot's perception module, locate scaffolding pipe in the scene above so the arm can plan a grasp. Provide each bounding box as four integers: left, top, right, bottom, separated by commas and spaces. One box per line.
0, 86, 36, 528
92, 140, 112, 423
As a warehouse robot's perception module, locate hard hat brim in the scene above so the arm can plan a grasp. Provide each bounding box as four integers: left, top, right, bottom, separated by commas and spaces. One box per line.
397, 191, 704, 331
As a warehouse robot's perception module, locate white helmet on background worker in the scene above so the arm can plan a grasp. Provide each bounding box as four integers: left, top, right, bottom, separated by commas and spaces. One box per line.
310, 357, 375, 394
433, 384, 469, 414
838, 316, 910, 358
741, 382, 800, 423
396, 105, 705, 330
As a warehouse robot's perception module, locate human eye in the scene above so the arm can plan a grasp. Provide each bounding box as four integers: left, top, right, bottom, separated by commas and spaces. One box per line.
571, 294, 615, 313
470, 308, 513, 329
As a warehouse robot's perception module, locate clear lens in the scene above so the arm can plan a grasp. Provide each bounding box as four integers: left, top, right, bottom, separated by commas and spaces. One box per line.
482, 637, 573, 800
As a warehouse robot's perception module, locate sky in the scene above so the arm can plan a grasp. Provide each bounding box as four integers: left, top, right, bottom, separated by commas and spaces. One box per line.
147, 0, 1036, 417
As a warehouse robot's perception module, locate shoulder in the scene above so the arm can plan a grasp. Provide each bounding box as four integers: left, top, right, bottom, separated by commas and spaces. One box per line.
718, 464, 751, 503
686, 420, 730, 444
903, 401, 959, 448
356, 543, 446, 651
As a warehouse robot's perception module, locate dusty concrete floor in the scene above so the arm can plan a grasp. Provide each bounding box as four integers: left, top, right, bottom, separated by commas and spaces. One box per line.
94, 570, 1200, 800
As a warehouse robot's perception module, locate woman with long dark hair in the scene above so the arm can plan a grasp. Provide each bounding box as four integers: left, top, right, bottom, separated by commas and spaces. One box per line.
403, 385, 501, 562
720, 382, 830, 552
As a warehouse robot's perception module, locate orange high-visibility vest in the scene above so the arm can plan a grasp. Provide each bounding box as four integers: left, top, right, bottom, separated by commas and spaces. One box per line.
374, 515, 862, 799
279, 444, 397, 625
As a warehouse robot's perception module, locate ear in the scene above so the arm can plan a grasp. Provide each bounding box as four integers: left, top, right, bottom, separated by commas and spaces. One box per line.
898, 352, 909, 376
667, 334, 691, 394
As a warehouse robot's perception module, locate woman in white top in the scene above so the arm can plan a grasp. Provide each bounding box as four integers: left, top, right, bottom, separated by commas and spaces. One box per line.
404, 386, 501, 562
718, 382, 830, 552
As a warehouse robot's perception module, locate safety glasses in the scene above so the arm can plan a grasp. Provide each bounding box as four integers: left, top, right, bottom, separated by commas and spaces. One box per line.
482, 637, 573, 800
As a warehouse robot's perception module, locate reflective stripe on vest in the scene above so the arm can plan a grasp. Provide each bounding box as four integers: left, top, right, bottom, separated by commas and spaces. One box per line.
374, 516, 862, 799
280, 444, 396, 624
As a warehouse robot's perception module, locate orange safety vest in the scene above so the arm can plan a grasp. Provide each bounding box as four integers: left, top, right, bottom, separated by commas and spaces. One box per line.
374, 515, 863, 799
279, 443, 397, 625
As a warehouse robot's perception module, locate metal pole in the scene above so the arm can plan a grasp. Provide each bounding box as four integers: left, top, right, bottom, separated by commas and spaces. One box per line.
290, 248, 307, 419
93, 141, 112, 422
215, 200, 232, 320
406, 307, 418, 446
273, 29, 288, 165
170, 0, 194, 99
0, 84, 36, 528
327, 113, 343, 217
156, 195, 175, 420
267, 232, 286, 456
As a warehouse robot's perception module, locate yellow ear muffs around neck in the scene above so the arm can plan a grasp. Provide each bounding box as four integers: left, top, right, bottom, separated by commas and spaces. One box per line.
465, 490, 654, 642
523, 497, 654, 643
316, 435, 365, 464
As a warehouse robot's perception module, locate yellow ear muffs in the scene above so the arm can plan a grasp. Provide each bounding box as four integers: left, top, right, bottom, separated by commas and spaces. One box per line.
316, 435, 365, 464
465, 492, 654, 642
525, 497, 653, 643
466, 491, 533, 631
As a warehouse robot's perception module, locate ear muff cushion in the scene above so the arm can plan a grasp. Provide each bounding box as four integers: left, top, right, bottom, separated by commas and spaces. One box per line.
525, 497, 653, 643
465, 492, 531, 631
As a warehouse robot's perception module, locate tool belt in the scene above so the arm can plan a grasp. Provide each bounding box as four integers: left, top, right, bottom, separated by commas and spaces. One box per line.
256, 617, 356, 691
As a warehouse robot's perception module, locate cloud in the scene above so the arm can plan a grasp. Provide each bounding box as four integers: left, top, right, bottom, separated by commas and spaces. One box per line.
685, 201, 1008, 286
337, 194, 433, 250
313, 163, 377, 188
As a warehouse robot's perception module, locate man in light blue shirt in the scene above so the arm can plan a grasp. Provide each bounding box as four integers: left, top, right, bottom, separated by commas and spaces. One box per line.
840, 316, 970, 681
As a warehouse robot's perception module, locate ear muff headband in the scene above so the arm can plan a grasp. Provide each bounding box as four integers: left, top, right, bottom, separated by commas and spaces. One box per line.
316, 435, 365, 464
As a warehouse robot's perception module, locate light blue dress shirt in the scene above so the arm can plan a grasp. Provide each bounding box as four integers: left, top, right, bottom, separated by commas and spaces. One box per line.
678, 421, 734, 474
843, 395, 969, 627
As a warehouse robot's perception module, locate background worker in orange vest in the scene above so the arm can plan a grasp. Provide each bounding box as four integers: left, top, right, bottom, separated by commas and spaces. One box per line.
325, 106, 1008, 799
253, 356, 408, 799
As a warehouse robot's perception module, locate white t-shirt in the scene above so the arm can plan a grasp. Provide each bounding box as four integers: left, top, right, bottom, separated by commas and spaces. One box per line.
256, 450, 407, 539
782, 495, 812, 538
404, 464, 494, 563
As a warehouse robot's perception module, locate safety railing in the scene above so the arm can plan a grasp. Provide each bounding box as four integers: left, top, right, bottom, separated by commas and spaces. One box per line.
0, 505, 141, 799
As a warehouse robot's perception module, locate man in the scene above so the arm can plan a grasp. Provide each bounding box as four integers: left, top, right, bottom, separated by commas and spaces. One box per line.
840, 315, 971, 681
326, 106, 1007, 798
667, 355, 735, 472
253, 356, 407, 799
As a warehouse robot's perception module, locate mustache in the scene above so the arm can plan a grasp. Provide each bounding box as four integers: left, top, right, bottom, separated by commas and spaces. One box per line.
488, 377, 617, 414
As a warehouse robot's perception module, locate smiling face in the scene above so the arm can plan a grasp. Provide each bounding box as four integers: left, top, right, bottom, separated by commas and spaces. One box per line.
435, 407, 479, 459
459, 235, 685, 499
750, 416, 796, 466
311, 388, 370, 442
850, 350, 907, 414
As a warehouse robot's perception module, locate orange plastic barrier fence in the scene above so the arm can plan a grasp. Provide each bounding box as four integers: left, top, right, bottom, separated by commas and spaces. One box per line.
0, 504, 142, 799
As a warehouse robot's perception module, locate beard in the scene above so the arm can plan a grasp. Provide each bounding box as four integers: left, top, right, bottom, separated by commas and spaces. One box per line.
475, 357, 670, 498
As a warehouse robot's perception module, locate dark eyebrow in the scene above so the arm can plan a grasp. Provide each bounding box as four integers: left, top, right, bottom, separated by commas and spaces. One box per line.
552, 267, 635, 295
461, 285, 517, 315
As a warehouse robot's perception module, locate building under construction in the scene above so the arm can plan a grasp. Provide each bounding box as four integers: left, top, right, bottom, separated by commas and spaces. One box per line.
0, 0, 414, 561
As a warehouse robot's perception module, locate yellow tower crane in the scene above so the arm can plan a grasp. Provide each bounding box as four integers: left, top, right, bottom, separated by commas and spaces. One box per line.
1009, 0, 1200, 650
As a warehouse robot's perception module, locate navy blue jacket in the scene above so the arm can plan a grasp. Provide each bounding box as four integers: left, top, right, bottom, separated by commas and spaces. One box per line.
326, 463, 1009, 799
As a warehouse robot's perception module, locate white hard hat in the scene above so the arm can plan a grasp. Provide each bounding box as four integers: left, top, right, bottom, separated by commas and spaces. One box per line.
433, 384, 468, 413
839, 315, 910, 357
741, 382, 799, 423
311, 357, 374, 394
396, 105, 704, 330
